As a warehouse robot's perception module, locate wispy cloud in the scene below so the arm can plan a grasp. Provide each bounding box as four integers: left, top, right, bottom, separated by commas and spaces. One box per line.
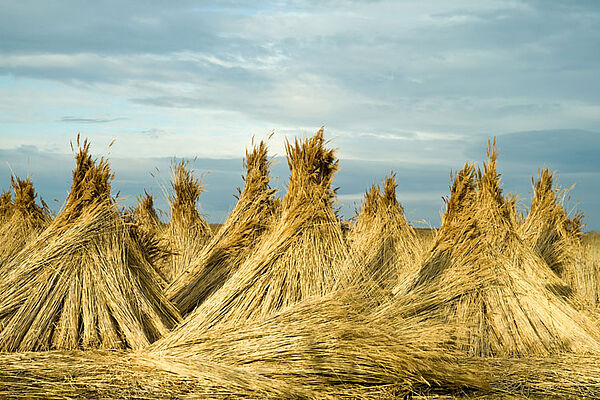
60, 116, 126, 124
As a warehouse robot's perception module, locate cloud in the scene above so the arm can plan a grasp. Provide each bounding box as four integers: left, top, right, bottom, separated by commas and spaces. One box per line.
0, 2, 599, 228
61, 116, 126, 124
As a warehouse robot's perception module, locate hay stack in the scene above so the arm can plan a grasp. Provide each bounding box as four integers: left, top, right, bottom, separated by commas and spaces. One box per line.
166, 140, 278, 315
521, 168, 584, 290
159, 161, 212, 282
0, 177, 51, 269
395, 140, 600, 357
348, 175, 422, 289
161, 128, 351, 340
0, 138, 181, 351
134, 191, 165, 237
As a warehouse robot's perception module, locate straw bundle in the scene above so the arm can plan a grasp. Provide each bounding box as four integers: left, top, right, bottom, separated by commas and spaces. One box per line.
159, 161, 212, 281
0, 177, 51, 269
348, 184, 380, 245
160, 128, 351, 340
134, 191, 165, 237
0, 189, 12, 226
0, 138, 181, 351
395, 140, 600, 357
578, 232, 600, 308
521, 169, 584, 290
167, 140, 278, 315
348, 175, 422, 289
440, 162, 478, 235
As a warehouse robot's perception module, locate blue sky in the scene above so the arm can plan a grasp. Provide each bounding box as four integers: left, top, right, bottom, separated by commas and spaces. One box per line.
0, 1, 598, 229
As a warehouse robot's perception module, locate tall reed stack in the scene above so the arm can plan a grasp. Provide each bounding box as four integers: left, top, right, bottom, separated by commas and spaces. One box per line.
166, 140, 278, 315
521, 169, 587, 300
159, 128, 351, 343
395, 140, 600, 357
348, 175, 421, 289
159, 161, 212, 282
0, 137, 181, 351
0, 177, 51, 269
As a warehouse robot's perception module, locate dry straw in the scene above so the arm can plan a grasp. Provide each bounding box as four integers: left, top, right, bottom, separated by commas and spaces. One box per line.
158, 160, 212, 282
159, 128, 351, 342
0, 137, 181, 351
395, 139, 600, 357
521, 168, 586, 299
146, 288, 483, 398
0, 288, 488, 399
0, 350, 305, 399
348, 175, 422, 289
465, 354, 600, 399
134, 191, 166, 237
167, 139, 278, 315
0, 189, 13, 226
579, 232, 600, 308
0, 176, 51, 269
348, 183, 380, 243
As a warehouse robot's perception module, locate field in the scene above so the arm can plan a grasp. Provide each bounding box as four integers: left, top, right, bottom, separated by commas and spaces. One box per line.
1, 132, 600, 399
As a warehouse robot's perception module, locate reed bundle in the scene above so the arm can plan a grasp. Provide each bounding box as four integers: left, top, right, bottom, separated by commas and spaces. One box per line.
134, 191, 165, 237
159, 128, 351, 341
0, 189, 13, 226
348, 183, 380, 243
578, 232, 600, 308
0, 176, 51, 269
348, 175, 422, 289
159, 161, 212, 282
395, 140, 600, 357
0, 137, 181, 351
521, 169, 585, 296
167, 140, 278, 315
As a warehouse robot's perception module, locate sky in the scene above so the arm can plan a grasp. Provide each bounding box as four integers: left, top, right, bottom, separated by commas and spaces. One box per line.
0, 1, 598, 229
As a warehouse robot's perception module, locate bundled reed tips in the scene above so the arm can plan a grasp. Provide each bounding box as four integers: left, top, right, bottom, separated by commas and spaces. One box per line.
349, 174, 422, 289
0, 176, 51, 269
158, 161, 212, 281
